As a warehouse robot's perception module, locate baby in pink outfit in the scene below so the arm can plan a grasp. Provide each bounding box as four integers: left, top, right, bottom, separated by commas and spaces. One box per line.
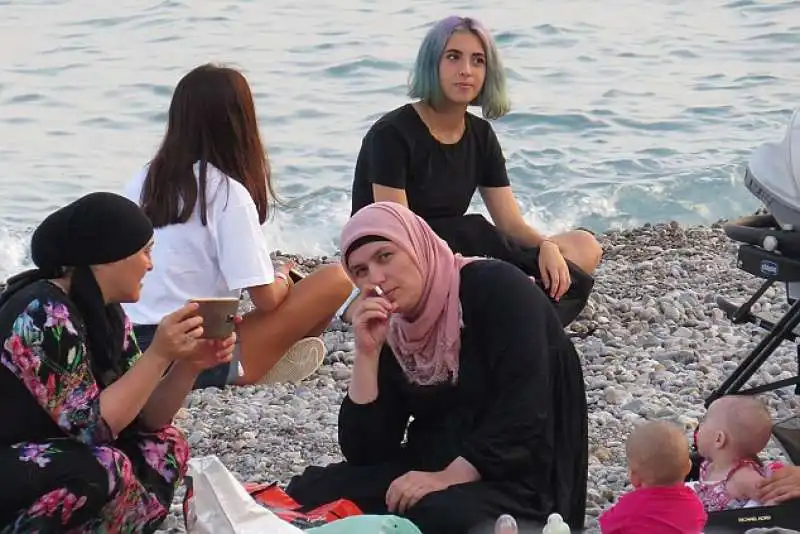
691, 395, 776, 512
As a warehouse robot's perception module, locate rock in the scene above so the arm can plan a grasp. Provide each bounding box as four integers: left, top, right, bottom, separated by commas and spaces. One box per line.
621, 400, 645, 414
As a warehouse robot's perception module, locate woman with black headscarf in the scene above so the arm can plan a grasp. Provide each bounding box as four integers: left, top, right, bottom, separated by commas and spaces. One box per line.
0, 192, 236, 532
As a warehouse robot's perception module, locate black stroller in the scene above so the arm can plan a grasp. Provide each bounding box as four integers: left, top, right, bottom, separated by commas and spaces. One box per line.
691, 109, 800, 531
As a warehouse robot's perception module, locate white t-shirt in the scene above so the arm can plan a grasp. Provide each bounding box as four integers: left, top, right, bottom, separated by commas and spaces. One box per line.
121, 162, 275, 325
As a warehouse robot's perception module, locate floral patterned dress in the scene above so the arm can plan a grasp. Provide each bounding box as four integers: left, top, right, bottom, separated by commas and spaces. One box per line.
0, 281, 189, 533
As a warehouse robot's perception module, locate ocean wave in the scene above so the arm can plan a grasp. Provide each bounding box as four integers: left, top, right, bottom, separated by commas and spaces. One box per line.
1, 0, 797, 278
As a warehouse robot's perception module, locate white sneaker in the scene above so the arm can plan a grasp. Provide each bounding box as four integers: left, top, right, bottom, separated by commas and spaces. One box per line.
258, 337, 325, 384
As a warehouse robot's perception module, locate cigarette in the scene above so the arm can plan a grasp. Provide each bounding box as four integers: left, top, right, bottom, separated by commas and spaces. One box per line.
374, 286, 384, 296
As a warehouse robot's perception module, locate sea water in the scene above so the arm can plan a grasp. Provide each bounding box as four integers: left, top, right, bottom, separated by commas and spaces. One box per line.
2, 0, 799, 279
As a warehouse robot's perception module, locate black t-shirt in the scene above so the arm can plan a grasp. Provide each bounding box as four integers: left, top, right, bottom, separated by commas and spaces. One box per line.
350, 104, 511, 219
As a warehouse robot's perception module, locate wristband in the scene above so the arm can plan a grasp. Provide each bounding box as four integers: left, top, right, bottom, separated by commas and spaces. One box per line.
275, 272, 291, 286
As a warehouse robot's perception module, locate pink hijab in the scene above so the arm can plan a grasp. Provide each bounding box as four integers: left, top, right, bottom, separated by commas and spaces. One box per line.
341, 202, 478, 386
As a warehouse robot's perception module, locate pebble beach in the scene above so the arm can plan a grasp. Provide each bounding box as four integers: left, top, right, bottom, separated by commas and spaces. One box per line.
156, 220, 800, 533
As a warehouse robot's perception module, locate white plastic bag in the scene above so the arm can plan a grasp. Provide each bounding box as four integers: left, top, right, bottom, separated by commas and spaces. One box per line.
184, 455, 304, 534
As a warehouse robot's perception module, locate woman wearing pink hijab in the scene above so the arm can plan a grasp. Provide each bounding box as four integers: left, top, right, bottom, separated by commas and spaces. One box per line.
285, 202, 589, 534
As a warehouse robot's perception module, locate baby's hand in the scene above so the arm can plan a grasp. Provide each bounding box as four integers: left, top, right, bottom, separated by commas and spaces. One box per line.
727, 465, 768, 502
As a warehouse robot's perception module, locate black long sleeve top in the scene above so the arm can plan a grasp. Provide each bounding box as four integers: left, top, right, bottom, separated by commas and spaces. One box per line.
337, 259, 588, 525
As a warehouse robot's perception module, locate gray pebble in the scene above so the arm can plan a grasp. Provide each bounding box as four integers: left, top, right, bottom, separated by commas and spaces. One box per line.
157, 233, 799, 534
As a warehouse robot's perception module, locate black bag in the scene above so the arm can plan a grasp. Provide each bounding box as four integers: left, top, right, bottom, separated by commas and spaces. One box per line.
704, 500, 800, 532
426, 214, 595, 327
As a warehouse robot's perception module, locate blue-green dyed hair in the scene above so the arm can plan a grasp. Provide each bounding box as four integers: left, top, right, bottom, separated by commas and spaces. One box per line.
408, 16, 510, 120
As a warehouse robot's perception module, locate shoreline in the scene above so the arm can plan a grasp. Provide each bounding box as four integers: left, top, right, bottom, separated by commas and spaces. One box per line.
0, 215, 751, 288
155, 219, 800, 533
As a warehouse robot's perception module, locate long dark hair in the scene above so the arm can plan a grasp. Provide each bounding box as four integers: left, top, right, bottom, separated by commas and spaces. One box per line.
140, 64, 276, 227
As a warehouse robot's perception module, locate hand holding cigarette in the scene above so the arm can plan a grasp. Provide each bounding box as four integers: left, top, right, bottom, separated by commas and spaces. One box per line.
352, 284, 393, 357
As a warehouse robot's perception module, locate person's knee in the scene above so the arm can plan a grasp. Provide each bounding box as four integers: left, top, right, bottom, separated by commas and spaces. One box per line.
404, 490, 485, 534
286, 462, 375, 510
285, 464, 333, 504
97, 446, 138, 497
159, 426, 190, 479
99, 431, 187, 498
326, 264, 356, 300
580, 230, 603, 269
559, 230, 602, 273
309, 263, 354, 302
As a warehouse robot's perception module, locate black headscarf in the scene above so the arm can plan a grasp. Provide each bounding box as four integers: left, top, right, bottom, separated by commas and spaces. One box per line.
0, 192, 154, 387
343, 235, 390, 264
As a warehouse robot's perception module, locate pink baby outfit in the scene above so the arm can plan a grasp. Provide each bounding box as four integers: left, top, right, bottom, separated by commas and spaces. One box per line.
693, 458, 775, 512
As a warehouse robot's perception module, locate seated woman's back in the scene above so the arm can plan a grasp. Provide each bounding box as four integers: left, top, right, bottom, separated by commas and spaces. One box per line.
351, 103, 506, 221
123, 162, 273, 326
123, 64, 352, 388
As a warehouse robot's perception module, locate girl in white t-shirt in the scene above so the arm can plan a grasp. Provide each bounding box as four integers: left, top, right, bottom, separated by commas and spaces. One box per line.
123, 64, 353, 388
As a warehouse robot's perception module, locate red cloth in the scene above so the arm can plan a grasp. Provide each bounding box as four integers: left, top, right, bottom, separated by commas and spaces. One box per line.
598, 484, 708, 534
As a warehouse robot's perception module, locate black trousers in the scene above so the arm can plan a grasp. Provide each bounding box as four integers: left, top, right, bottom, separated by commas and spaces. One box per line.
426, 214, 594, 327
286, 460, 558, 534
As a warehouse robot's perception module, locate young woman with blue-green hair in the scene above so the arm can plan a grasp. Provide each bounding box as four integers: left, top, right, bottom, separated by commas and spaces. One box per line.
348, 16, 601, 327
